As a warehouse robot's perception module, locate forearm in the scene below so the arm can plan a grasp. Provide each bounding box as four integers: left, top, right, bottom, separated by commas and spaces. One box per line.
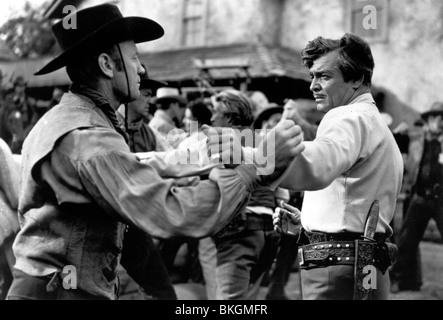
242, 146, 291, 190
79, 151, 255, 239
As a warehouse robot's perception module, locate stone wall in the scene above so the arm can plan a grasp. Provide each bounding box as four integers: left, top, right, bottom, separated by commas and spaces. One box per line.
123, 0, 283, 50
122, 0, 185, 51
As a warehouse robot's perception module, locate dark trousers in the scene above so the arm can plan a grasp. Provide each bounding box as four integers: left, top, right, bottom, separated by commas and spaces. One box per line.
199, 214, 280, 300
156, 237, 201, 284
270, 235, 299, 286
266, 234, 299, 299
119, 228, 177, 300
0, 237, 15, 300
213, 227, 280, 300
7, 269, 104, 300
390, 194, 443, 289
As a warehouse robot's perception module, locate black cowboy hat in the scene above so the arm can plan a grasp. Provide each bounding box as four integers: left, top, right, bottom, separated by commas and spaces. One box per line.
253, 103, 283, 129
140, 64, 167, 90
35, 3, 164, 76
421, 102, 443, 120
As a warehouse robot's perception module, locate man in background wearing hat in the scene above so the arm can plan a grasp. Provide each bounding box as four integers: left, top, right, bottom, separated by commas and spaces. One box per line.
198, 89, 282, 300
149, 87, 188, 148
148, 86, 194, 280
117, 64, 169, 153
253, 103, 284, 133
391, 101, 443, 292
6, 3, 304, 300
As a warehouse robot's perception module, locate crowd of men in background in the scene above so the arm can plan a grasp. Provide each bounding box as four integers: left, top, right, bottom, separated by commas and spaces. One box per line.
0, 74, 64, 154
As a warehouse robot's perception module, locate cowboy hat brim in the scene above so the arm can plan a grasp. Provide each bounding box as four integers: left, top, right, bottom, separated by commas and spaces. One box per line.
421, 110, 443, 120
35, 17, 164, 76
253, 106, 284, 129
155, 95, 187, 105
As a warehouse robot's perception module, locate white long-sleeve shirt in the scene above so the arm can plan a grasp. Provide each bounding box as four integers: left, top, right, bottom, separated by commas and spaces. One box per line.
280, 93, 404, 235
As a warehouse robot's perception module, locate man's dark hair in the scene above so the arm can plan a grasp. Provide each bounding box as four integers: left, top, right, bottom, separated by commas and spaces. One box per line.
66, 45, 124, 87
301, 33, 375, 87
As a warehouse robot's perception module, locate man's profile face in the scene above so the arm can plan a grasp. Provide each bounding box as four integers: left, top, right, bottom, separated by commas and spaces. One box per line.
309, 51, 357, 113
113, 40, 143, 102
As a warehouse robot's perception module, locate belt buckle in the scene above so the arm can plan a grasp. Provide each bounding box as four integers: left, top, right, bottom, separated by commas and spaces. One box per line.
298, 247, 305, 266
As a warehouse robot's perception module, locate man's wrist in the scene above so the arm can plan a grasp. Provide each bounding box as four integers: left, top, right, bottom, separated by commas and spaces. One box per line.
240, 146, 287, 189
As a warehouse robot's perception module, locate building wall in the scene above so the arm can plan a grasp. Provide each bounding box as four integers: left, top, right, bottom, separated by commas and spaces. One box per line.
121, 0, 185, 51
123, 0, 282, 51
281, 0, 345, 48
74, 0, 182, 51
257, 0, 284, 46
205, 0, 261, 46
204, 0, 283, 46
371, 0, 443, 118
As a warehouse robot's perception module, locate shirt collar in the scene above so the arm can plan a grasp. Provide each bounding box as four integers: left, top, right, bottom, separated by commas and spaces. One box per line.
348, 93, 376, 106
116, 107, 144, 132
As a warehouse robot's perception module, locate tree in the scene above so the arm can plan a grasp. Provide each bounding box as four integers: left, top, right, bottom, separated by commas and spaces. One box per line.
0, 1, 55, 59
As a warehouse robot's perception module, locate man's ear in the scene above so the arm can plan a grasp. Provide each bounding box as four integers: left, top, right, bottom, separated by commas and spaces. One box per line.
352, 76, 364, 90
97, 53, 115, 79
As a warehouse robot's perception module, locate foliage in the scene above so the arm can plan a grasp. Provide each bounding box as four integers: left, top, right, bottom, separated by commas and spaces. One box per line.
0, 1, 55, 58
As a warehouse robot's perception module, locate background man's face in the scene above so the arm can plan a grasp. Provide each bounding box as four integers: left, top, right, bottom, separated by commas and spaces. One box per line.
129, 88, 152, 120
309, 51, 357, 113
426, 115, 443, 135
262, 113, 282, 130
172, 101, 186, 128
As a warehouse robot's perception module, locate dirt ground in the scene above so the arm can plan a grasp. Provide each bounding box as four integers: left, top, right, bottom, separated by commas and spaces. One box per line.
388, 241, 443, 300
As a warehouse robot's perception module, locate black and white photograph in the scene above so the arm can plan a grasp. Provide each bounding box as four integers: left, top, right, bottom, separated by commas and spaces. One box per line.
0, 0, 442, 307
